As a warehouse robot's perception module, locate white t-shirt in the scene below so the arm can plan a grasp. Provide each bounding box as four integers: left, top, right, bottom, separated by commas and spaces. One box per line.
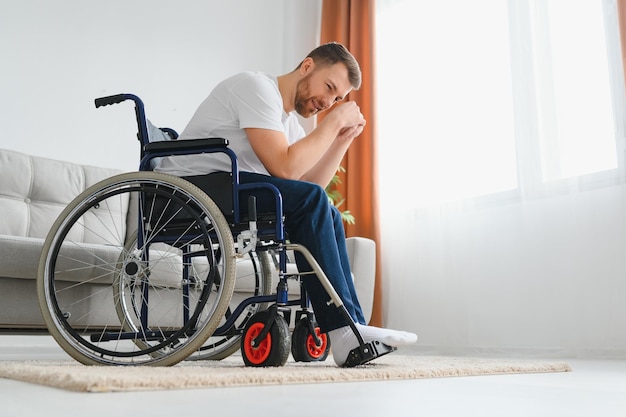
155, 72, 306, 176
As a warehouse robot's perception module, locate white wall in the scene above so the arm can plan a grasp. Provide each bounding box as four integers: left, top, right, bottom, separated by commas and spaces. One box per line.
0, 0, 321, 171
382, 182, 626, 358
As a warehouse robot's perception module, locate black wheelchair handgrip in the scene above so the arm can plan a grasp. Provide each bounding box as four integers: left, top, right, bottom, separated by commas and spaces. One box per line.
94, 94, 129, 108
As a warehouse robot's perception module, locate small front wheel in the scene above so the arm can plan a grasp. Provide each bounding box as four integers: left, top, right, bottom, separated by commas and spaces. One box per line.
241, 310, 290, 367
291, 318, 330, 362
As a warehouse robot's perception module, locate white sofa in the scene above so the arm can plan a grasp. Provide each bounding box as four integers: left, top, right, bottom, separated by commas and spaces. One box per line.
0, 148, 376, 330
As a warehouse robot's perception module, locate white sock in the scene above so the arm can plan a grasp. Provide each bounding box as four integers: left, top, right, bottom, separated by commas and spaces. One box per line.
328, 324, 418, 366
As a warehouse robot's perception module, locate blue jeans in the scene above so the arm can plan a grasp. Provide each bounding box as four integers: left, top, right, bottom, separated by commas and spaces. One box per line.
197, 172, 366, 332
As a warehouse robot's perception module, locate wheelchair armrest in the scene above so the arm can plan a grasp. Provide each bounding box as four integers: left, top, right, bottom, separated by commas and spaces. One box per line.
144, 138, 229, 154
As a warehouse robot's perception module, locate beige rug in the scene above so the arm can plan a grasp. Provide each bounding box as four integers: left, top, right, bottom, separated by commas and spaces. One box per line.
0, 354, 571, 393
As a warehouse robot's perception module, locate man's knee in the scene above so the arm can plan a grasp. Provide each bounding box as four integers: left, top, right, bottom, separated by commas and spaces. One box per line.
294, 182, 328, 209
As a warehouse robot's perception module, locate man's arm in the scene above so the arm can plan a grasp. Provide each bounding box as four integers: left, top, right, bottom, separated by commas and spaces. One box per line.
246, 102, 365, 186
299, 123, 365, 186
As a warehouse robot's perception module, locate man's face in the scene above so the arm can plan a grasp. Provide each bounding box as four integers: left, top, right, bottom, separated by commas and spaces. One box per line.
294, 62, 353, 118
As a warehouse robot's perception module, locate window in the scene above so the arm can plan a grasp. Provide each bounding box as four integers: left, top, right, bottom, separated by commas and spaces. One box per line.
376, 0, 624, 208
529, 0, 618, 181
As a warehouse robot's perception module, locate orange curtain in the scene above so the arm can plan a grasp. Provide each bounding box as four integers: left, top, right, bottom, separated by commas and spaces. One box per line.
618, 0, 626, 83
319, 0, 383, 327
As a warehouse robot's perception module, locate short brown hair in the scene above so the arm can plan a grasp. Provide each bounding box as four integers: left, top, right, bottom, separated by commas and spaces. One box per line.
299, 42, 362, 90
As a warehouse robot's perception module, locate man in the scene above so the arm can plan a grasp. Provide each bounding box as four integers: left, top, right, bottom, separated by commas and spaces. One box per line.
156, 42, 417, 366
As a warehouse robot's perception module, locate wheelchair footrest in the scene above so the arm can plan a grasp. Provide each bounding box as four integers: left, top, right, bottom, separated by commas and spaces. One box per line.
342, 340, 397, 368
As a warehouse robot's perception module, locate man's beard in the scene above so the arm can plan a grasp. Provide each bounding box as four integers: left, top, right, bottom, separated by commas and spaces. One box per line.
294, 73, 314, 117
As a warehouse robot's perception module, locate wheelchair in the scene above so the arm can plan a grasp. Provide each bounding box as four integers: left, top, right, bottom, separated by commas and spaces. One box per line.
36, 93, 395, 367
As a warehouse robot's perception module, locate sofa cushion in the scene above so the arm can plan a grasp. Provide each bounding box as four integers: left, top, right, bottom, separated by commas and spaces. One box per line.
0, 149, 122, 240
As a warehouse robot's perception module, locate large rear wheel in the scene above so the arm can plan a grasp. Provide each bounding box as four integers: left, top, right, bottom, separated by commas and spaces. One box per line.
37, 172, 236, 366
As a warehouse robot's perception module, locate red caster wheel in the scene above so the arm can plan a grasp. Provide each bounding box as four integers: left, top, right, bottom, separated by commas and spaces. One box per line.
241, 310, 290, 367
291, 318, 330, 362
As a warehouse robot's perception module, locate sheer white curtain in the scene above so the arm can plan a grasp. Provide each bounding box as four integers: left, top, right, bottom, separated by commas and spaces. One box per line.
376, 0, 626, 354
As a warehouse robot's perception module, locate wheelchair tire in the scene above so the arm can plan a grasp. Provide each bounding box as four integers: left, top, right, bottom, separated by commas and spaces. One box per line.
241, 310, 290, 367
188, 250, 274, 361
37, 172, 236, 366
291, 318, 330, 362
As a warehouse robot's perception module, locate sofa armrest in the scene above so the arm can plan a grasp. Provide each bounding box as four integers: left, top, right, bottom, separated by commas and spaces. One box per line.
346, 236, 376, 324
